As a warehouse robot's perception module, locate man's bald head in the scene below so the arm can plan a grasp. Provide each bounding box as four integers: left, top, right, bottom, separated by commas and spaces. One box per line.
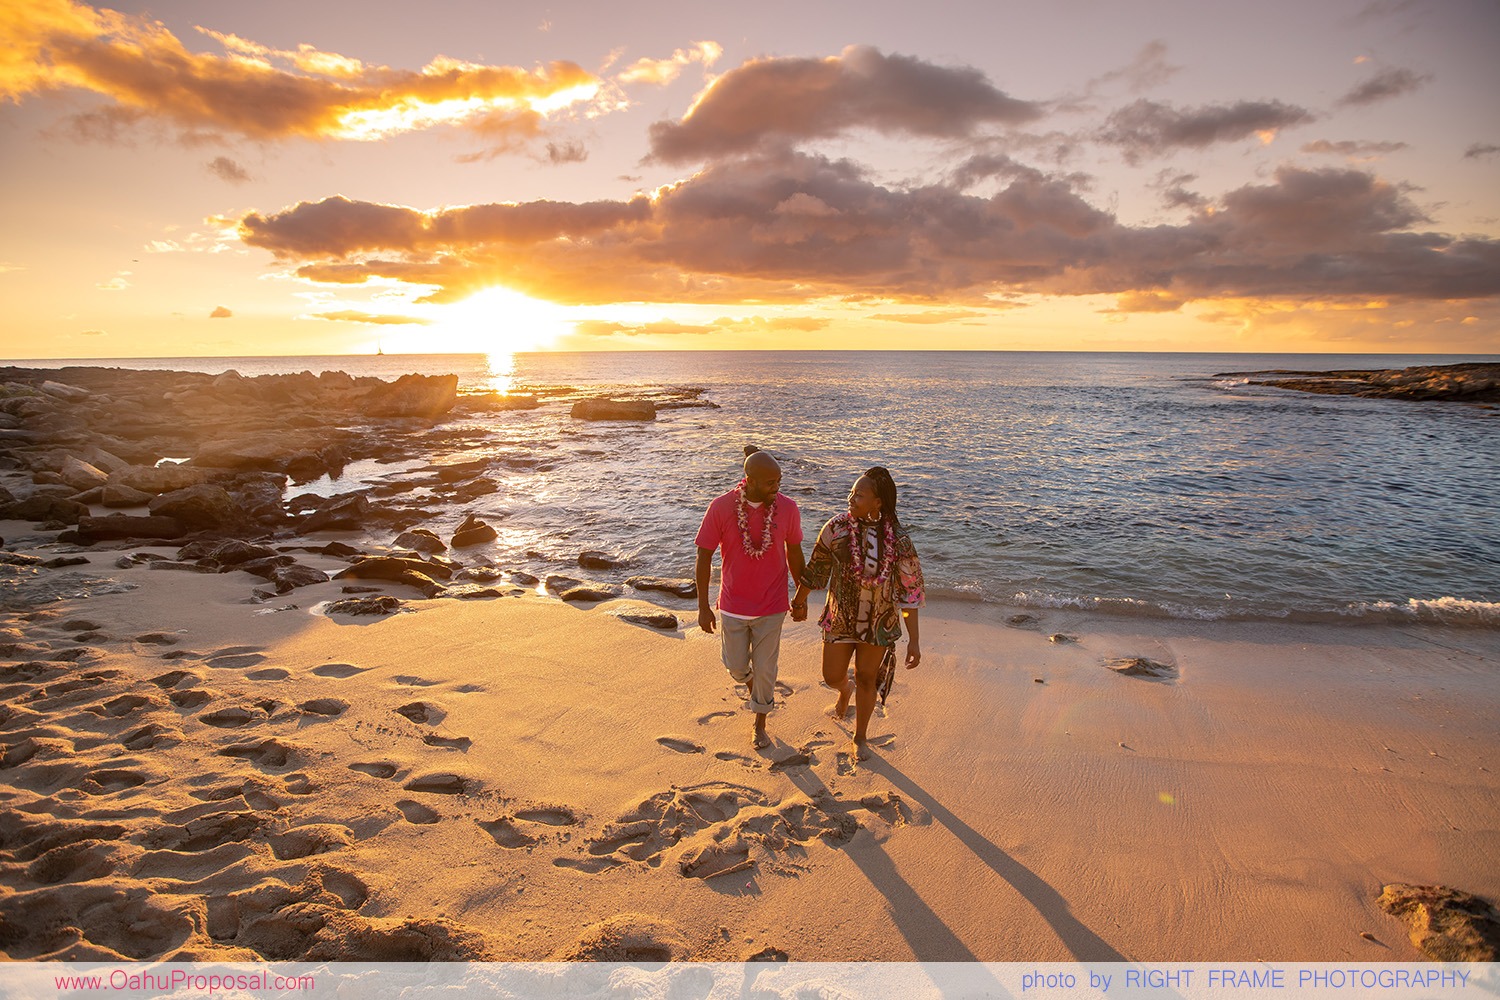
741, 449, 782, 503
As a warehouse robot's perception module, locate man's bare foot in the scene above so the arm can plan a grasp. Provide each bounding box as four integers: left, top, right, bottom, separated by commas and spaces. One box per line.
851, 738, 870, 761
752, 727, 771, 750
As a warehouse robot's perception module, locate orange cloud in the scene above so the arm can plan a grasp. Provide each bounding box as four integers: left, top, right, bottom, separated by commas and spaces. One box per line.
308, 310, 432, 325
2, 0, 602, 143
616, 41, 722, 86
238, 153, 1500, 312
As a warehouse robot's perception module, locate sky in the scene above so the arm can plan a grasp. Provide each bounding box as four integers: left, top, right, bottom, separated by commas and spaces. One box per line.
2, 0, 1498, 358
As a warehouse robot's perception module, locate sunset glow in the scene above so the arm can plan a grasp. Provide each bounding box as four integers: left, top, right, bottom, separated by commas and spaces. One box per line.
2, 0, 1497, 359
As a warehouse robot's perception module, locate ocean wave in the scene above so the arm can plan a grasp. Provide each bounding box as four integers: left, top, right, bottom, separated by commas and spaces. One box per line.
987, 590, 1500, 629
1336, 596, 1500, 627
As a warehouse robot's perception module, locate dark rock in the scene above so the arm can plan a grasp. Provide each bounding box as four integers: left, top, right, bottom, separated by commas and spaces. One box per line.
236, 555, 299, 579
148, 560, 219, 573
76, 514, 184, 542
59, 456, 108, 491
148, 484, 246, 530
445, 585, 518, 600
1378, 883, 1499, 961
324, 595, 407, 616
570, 398, 656, 421
559, 584, 623, 603
109, 464, 218, 495
451, 514, 497, 548
509, 571, 539, 586
70, 487, 105, 504
395, 528, 447, 554
101, 484, 153, 508
271, 564, 330, 594
458, 566, 503, 582
299, 494, 369, 533
615, 610, 679, 630
3, 496, 89, 524
433, 459, 490, 483
334, 557, 447, 597
578, 550, 621, 570
362, 374, 458, 418
1217, 363, 1500, 403
207, 540, 277, 565
626, 576, 696, 599
1005, 614, 1043, 630
545, 574, 584, 593
42, 556, 89, 569
340, 585, 382, 594
451, 478, 498, 499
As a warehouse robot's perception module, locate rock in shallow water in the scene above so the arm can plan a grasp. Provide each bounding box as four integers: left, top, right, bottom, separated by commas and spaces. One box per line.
569, 398, 656, 421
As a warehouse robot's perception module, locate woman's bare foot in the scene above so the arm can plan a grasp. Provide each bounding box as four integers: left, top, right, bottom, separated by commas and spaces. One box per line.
851, 737, 870, 760
828, 679, 854, 721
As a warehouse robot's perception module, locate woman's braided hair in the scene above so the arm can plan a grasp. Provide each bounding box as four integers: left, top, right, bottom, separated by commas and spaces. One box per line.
864, 466, 901, 534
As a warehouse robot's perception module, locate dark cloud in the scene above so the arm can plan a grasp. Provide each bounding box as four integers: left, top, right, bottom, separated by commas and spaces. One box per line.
310, 310, 432, 325
1097, 99, 1316, 164
238, 152, 1500, 308
544, 140, 588, 164
209, 305, 232, 318
1336, 67, 1431, 107
1301, 139, 1408, 157
647, 45, 1043, 163
207, 156, 251, 183
1464, 143, 1500, 160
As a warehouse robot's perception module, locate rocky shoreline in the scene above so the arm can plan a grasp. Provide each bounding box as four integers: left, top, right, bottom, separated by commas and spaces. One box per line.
1215, 361, 1500, 403
0, 367, 698, 620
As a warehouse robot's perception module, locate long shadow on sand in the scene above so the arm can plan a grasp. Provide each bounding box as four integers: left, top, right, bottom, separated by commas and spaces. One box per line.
868, 756, 1128, 962
775, 760, 995, 968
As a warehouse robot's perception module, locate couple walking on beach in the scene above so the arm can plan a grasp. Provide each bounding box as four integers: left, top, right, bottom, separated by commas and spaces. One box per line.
695, 447, 925, 758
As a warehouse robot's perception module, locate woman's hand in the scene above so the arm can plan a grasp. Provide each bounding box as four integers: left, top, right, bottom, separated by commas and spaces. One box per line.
905, 642, 921, 669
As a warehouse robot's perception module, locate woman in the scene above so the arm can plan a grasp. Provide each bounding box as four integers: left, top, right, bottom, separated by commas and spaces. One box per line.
792, 466, 925, 759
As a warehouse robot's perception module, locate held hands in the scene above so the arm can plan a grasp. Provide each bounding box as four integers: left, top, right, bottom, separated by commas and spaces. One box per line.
698, 608, 717, 634
905, 643, 922, 669
790, 599, 808, 623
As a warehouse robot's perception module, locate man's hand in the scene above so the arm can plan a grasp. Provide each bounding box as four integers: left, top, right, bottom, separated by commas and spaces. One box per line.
698, 608, 717, 634
905, 642, 921, 669
790, 600, 808, 622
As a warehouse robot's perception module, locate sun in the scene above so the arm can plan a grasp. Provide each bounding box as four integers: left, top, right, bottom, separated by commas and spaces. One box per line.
431, 286, 572, 352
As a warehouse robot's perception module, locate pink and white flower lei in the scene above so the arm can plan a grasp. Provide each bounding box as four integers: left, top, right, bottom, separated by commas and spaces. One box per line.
842, 513, 897, 589
734, 478, 776, 559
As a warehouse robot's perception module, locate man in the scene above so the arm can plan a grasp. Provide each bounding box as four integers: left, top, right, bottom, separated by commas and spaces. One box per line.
695, 447, 806, 749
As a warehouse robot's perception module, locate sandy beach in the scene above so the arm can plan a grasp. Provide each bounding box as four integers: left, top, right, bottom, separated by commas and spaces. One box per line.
3, 520, 1496, 963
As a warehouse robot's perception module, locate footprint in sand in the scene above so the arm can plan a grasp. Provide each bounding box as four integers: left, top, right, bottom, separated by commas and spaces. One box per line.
714, 751, 762, 769
348, 761, 398, 779
120, 723, 178, 751
422, 734, 472, 750
395, 800, 440, 825
656, 737, 705, 755
199, 707, 260, 728
394, 702, 445, 725
133, 632, 181, 646
298, 698, 348, 717
392, 675, 439, 687
268, 824, 354, 861
696, 711, 735, 725
835, 751, 858, 776
454, 684, 485, 694
79, 768, 148, 794
217, 739, 296, 768
477, 817, 537, 849
312, 663, 368, 679
768, 753, 813, 772
247, 668, 291, 681
206, 653, 267, 670
553, 856, 624, 874
403, 773, 469, 795
774, 681, 794, 697
514, 806, 580, 826
679, 840, 753, 880
93, 694, 154, 718
148, 670, 198, 689
169, 689, 213, 710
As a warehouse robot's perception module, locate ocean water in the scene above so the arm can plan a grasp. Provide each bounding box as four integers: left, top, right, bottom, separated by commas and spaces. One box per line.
19, 351, 1500, 626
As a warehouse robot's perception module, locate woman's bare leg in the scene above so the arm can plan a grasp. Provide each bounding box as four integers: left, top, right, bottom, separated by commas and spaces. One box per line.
821, 642, 856, 719
850, 643, 887, 757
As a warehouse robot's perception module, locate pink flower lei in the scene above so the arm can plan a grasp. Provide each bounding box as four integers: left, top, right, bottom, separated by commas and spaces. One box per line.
841, 512, 897, 589
734, 478, 776, 559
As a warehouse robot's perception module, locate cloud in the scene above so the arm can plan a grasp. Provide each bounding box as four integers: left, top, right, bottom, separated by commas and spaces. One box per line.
3, 0, 603, 144
616, 41, 722, 86
80, 329, 105, 336
0, 263, 24, 273
1103, 291, 1185, 313
574, 314, 831, 339
208, 156, 251, 183
544, 140, 588, 164
574, 319, 712, 337
869, 310, 990, 324
1301, 139, 1408, 158
1464, 143, 1500, 160
1097, 99, 1316, 163
209, 305, 232, 318
309, 310, 433, 325
237, 152, 1500, 310
1336, 67, 1431, 107
647, 45, 1043, 163
97, 270, 131, 291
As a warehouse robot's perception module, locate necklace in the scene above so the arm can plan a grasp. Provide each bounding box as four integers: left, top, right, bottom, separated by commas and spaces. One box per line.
842, 513, 896, 589
734, 479, 776, 558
